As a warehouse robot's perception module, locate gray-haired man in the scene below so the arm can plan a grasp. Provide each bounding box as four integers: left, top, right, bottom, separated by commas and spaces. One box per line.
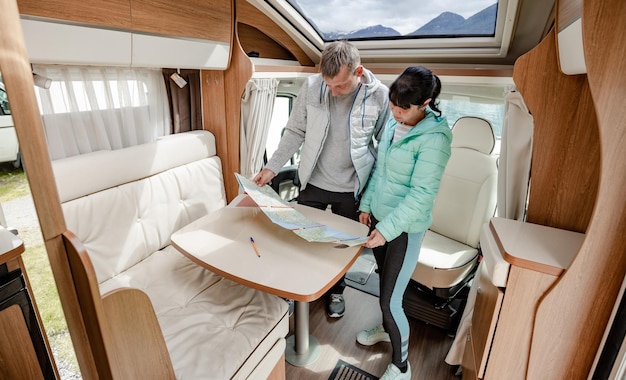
253, 40, 390, 317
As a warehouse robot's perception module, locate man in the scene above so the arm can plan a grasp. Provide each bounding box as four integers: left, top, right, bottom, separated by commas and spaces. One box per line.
253, 40, 390, 318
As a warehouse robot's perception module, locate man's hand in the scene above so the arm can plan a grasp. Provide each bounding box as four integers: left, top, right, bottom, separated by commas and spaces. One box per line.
252, 169, 276, 186
364, 229, 386, 248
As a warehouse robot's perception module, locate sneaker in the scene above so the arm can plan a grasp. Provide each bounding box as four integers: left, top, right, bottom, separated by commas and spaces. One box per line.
356, 325, 390, 346
380, 362, 411, 380
327, 293, 345, 318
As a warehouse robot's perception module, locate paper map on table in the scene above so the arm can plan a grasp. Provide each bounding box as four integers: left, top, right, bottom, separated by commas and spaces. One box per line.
235, 173, 368, 246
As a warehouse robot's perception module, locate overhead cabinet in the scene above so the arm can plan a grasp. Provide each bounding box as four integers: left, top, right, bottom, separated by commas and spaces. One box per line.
17, 0, 232, 69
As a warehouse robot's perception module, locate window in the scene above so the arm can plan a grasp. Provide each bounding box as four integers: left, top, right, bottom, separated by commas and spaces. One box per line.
286, 0, 498, 41
438, 85, 506, 154
440, 99, 504, 138
31, 65, 170, 160
37, 79, 149, 114
266, 94, 298, 166
265, 94, 300, 201
250, 0, 518, 60
0, 84, 10, 116
32, 67, 158, 116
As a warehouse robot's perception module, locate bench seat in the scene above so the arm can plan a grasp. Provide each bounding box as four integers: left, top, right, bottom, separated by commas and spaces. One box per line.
53, 130, 289, 379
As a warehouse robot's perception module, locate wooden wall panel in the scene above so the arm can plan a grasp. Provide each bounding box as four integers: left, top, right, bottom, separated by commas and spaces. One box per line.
17, 0, 131, 29
236, 0, 314, 66
201, 70, 230, 190
558, 0, 582, 31
222, 29, 253, 201
131, 0, 231, 42
526, 0, 626, 377
202, 25, 253, 202
513, 28, 599, 233
0, 2, 102, 378
238, 23, 296, 61
484, 268, 556, 379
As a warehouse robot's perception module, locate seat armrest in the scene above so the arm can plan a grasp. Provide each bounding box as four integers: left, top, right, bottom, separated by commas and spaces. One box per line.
103, 288, 176, 379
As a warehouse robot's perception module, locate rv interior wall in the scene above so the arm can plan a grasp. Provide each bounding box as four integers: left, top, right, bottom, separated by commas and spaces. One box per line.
1, 0, 625, 378
526, 0, 626, 377
514, 30, 599, 232
201, 38, 252, 202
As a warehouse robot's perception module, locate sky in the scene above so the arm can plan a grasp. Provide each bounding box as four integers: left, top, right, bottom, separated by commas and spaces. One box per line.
291, 0, 498, 35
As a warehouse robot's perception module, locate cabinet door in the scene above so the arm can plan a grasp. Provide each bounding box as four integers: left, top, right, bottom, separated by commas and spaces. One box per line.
0, 270, 56, 379
18, 0, 231, 43
17, 0, 131, 29
131, 0, 231, 42
0, 304, 44, 380
471, 268, 504, 378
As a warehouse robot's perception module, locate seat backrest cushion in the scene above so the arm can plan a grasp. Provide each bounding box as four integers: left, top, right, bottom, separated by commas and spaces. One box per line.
52, 131, 227, 284
429, 117, 498, 248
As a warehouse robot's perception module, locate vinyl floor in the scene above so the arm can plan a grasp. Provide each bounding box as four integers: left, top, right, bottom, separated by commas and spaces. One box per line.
285, 286, 460, 380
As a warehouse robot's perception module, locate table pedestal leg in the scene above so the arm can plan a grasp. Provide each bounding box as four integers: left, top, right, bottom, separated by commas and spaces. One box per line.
285, 300, 320, 366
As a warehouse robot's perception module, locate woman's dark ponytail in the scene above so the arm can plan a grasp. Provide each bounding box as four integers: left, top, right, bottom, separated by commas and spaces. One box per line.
429, 74, 442, 117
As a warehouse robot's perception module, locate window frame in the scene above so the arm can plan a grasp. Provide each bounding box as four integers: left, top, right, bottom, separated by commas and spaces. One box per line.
249, 0, 519, 60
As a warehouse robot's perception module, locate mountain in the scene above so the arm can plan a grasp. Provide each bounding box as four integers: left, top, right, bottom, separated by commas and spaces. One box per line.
287, 0, 498, 40
410, 12, 466, 36
324, 25, 401, 40
410, 3, 497, 36
460, 3, 498, 34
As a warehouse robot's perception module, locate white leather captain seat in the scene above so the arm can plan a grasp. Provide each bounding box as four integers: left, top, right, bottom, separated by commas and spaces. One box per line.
404, 116, 498, 332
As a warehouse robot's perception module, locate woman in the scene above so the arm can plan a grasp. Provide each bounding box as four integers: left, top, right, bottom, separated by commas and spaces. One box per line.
357, 66, 452, 380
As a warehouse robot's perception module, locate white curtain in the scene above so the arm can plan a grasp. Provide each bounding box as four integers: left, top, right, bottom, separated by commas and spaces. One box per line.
239, 78, 279, 178
33, 65, 170, 160
496, 86, 534, 220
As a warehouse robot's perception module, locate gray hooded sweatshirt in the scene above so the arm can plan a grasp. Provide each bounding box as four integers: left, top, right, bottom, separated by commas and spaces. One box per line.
265, 68, 390, 199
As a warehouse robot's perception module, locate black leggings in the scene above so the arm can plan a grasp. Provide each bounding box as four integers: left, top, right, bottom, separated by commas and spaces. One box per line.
370, 216, 424, 368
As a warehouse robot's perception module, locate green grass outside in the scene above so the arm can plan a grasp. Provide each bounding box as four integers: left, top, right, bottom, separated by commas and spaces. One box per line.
1, 163, 80, 378
0, 165, 29, 202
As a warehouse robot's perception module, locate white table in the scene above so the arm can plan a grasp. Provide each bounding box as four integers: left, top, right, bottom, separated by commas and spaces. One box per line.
170, 201, 368, 366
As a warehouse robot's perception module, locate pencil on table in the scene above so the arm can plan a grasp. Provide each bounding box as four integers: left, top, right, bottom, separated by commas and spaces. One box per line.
250, 237, 261, 258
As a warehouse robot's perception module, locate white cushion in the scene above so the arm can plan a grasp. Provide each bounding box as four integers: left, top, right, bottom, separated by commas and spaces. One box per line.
450, 116, 495, 154
430, 150, 498, 248
53, 130, 217, 203
100, 245, 289, 379
412, 230, 479, 289
412, 117, 498, 290
61, 157, 226, 283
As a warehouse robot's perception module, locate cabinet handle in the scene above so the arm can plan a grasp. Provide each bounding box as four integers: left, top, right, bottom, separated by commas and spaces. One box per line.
466, 333, 471, 342
477, 286, 482, 294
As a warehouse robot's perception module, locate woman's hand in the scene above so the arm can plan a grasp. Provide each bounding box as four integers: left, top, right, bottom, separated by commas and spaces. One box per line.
364, 229, 386, 248
359, 212, 371, 227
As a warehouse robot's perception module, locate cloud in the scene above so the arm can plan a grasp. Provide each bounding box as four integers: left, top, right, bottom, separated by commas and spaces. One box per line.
292, 0, 497, 35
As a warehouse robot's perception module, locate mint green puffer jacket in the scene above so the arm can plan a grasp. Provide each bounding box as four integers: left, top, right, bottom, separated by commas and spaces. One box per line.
359, 110, 452, 241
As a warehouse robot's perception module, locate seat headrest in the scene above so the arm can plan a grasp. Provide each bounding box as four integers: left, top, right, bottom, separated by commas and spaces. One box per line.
450, 116, 495, 155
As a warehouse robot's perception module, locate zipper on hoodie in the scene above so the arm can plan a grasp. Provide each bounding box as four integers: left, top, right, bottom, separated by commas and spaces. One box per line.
348, 83, 364, 199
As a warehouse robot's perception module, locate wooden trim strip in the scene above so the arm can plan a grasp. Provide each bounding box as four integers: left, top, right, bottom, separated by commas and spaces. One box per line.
0, 227, 25, 264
